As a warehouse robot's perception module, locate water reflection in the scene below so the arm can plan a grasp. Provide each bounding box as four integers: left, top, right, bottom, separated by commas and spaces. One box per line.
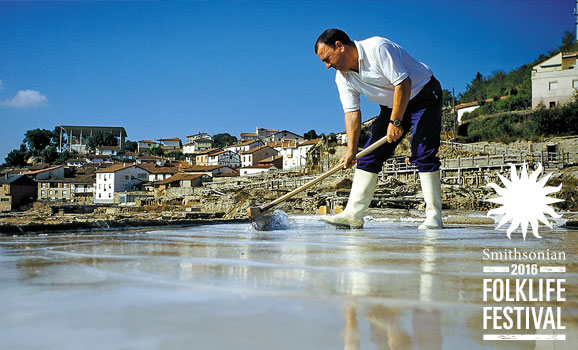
344, 304, 442, 350
0, 219, 576, 349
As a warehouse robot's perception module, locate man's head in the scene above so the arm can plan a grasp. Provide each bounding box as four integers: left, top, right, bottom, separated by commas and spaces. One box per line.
315, 29, 357, 72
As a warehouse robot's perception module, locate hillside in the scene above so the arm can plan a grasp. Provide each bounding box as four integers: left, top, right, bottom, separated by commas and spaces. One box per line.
457, 30, 578, 111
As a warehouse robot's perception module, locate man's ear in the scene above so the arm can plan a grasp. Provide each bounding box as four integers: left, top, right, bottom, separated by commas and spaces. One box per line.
334, 41, 344, 51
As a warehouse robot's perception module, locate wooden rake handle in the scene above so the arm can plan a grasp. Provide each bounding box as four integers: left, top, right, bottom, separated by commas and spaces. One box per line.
259, 134, 390, 213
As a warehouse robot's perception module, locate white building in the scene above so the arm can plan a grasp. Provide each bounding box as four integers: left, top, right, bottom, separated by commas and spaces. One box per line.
183, 138, 213, 155
94, 163, 151, 204
266, 130, 304, 143
207, 150, 241, 169
296, 139, 319, 168
531, 51, 578, 109
157, 138, 182, 150
240, 145, 278, 168
224, 140, 264, 154
186, 132, 213, 144
240, 165, 278, 176
137, 140, 159, 154
455, 101, 481, 124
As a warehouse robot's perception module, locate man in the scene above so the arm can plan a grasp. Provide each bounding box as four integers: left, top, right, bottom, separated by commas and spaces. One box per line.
315, 29, 443, 229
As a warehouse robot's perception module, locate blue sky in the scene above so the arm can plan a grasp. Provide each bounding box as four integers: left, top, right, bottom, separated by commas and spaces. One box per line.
0, 0, 575, 162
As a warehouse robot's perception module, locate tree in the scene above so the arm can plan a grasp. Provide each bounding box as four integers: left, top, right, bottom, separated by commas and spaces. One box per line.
304, 129, 319, 140
4, 144, 29, 167
40, 146, 59, 164
560, 30, 578, 52
213, 133, 237, 148
86, 131, 118, 153
125, 140, 138, 152
166, 150, 185, 160
146, 145, 164, 156
24, 129, 54, 156
442, 89, 454, 108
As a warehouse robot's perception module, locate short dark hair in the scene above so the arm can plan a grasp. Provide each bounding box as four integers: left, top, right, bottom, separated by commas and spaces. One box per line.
315, 29, 354, 54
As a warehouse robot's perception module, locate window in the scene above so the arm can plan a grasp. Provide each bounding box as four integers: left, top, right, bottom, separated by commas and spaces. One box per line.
125, 175, 129, 180
108, 193, 112, 198
549, 81, 558, 90
49, 190, 53, 195
109, 184, 112, 189
573, 80, 578, 89
1, 198, 9, 202
41, 190, 46, 196
549, 101, 556, 108
62, 191, 67, 196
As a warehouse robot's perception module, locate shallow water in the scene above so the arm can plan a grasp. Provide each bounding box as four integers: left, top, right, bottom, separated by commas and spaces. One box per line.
0, 217, 576, 350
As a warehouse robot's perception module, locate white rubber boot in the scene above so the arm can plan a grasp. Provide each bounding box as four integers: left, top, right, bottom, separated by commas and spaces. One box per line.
418, 170, 443, 229
321, 169, 378, 228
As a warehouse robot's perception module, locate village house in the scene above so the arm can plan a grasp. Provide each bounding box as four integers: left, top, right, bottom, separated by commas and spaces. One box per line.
240, 164, 278, 176
240, 145, 278, 168
266, 130, 304, 143
137, 140, 159, 154
239, 132, 258, 141
146, 173, 210, 192
270, 140, 299, 170
138, 164, 178, 182
36, 175, 96, 203
157, 137, 182, 151
37, 178, 73, 202
85, 154, 113, 163
240, 127, 279, 142
207, 150, 241, 169
296, 138, 320, 168
95, 146, 120, 156
0, 174, 37, 212
258, 155, 284, 169
115, 152, 138, 161
186, 132, 213, 143
66, 158, 88, 167
136, 155, 166, 167
531, 51, 578, 109
183, 138, 213, 155
194, 148, 222, 166
68, 175, 96, 203
256, 127, 279, 139
94, 163, 151, 204
24, 165, 65, 181
224, 139, 264, 154
183, 165, 236, 177
455, 101, 481, 124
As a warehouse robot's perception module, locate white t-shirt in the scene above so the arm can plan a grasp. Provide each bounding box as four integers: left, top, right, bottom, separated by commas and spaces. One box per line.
335, 36, 433, 112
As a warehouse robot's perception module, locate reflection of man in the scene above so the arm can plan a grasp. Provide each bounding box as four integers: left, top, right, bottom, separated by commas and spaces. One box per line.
315, 29, 443, 229
344, 304, 442, 350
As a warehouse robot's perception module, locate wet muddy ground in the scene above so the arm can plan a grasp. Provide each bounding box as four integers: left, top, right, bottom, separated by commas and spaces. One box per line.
1, 217, 576, 349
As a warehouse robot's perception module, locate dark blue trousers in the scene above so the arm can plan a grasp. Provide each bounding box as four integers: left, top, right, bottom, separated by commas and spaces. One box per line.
356, 76, 443, 174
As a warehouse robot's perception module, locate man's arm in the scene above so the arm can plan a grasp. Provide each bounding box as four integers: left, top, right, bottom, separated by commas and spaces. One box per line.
341, 110, 362, 169
387, 77, 412, 143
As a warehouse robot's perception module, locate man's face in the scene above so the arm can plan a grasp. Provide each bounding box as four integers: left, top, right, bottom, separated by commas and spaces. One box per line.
316, 42, 348, 72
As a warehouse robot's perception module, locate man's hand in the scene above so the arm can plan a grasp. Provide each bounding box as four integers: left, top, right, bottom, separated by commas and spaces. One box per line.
386, 123, 404, 143
387, 77, 411, 143
340, 149, 357, 169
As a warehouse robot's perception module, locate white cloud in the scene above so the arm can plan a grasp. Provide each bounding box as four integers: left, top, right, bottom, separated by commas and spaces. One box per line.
1, 89, 48, 108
